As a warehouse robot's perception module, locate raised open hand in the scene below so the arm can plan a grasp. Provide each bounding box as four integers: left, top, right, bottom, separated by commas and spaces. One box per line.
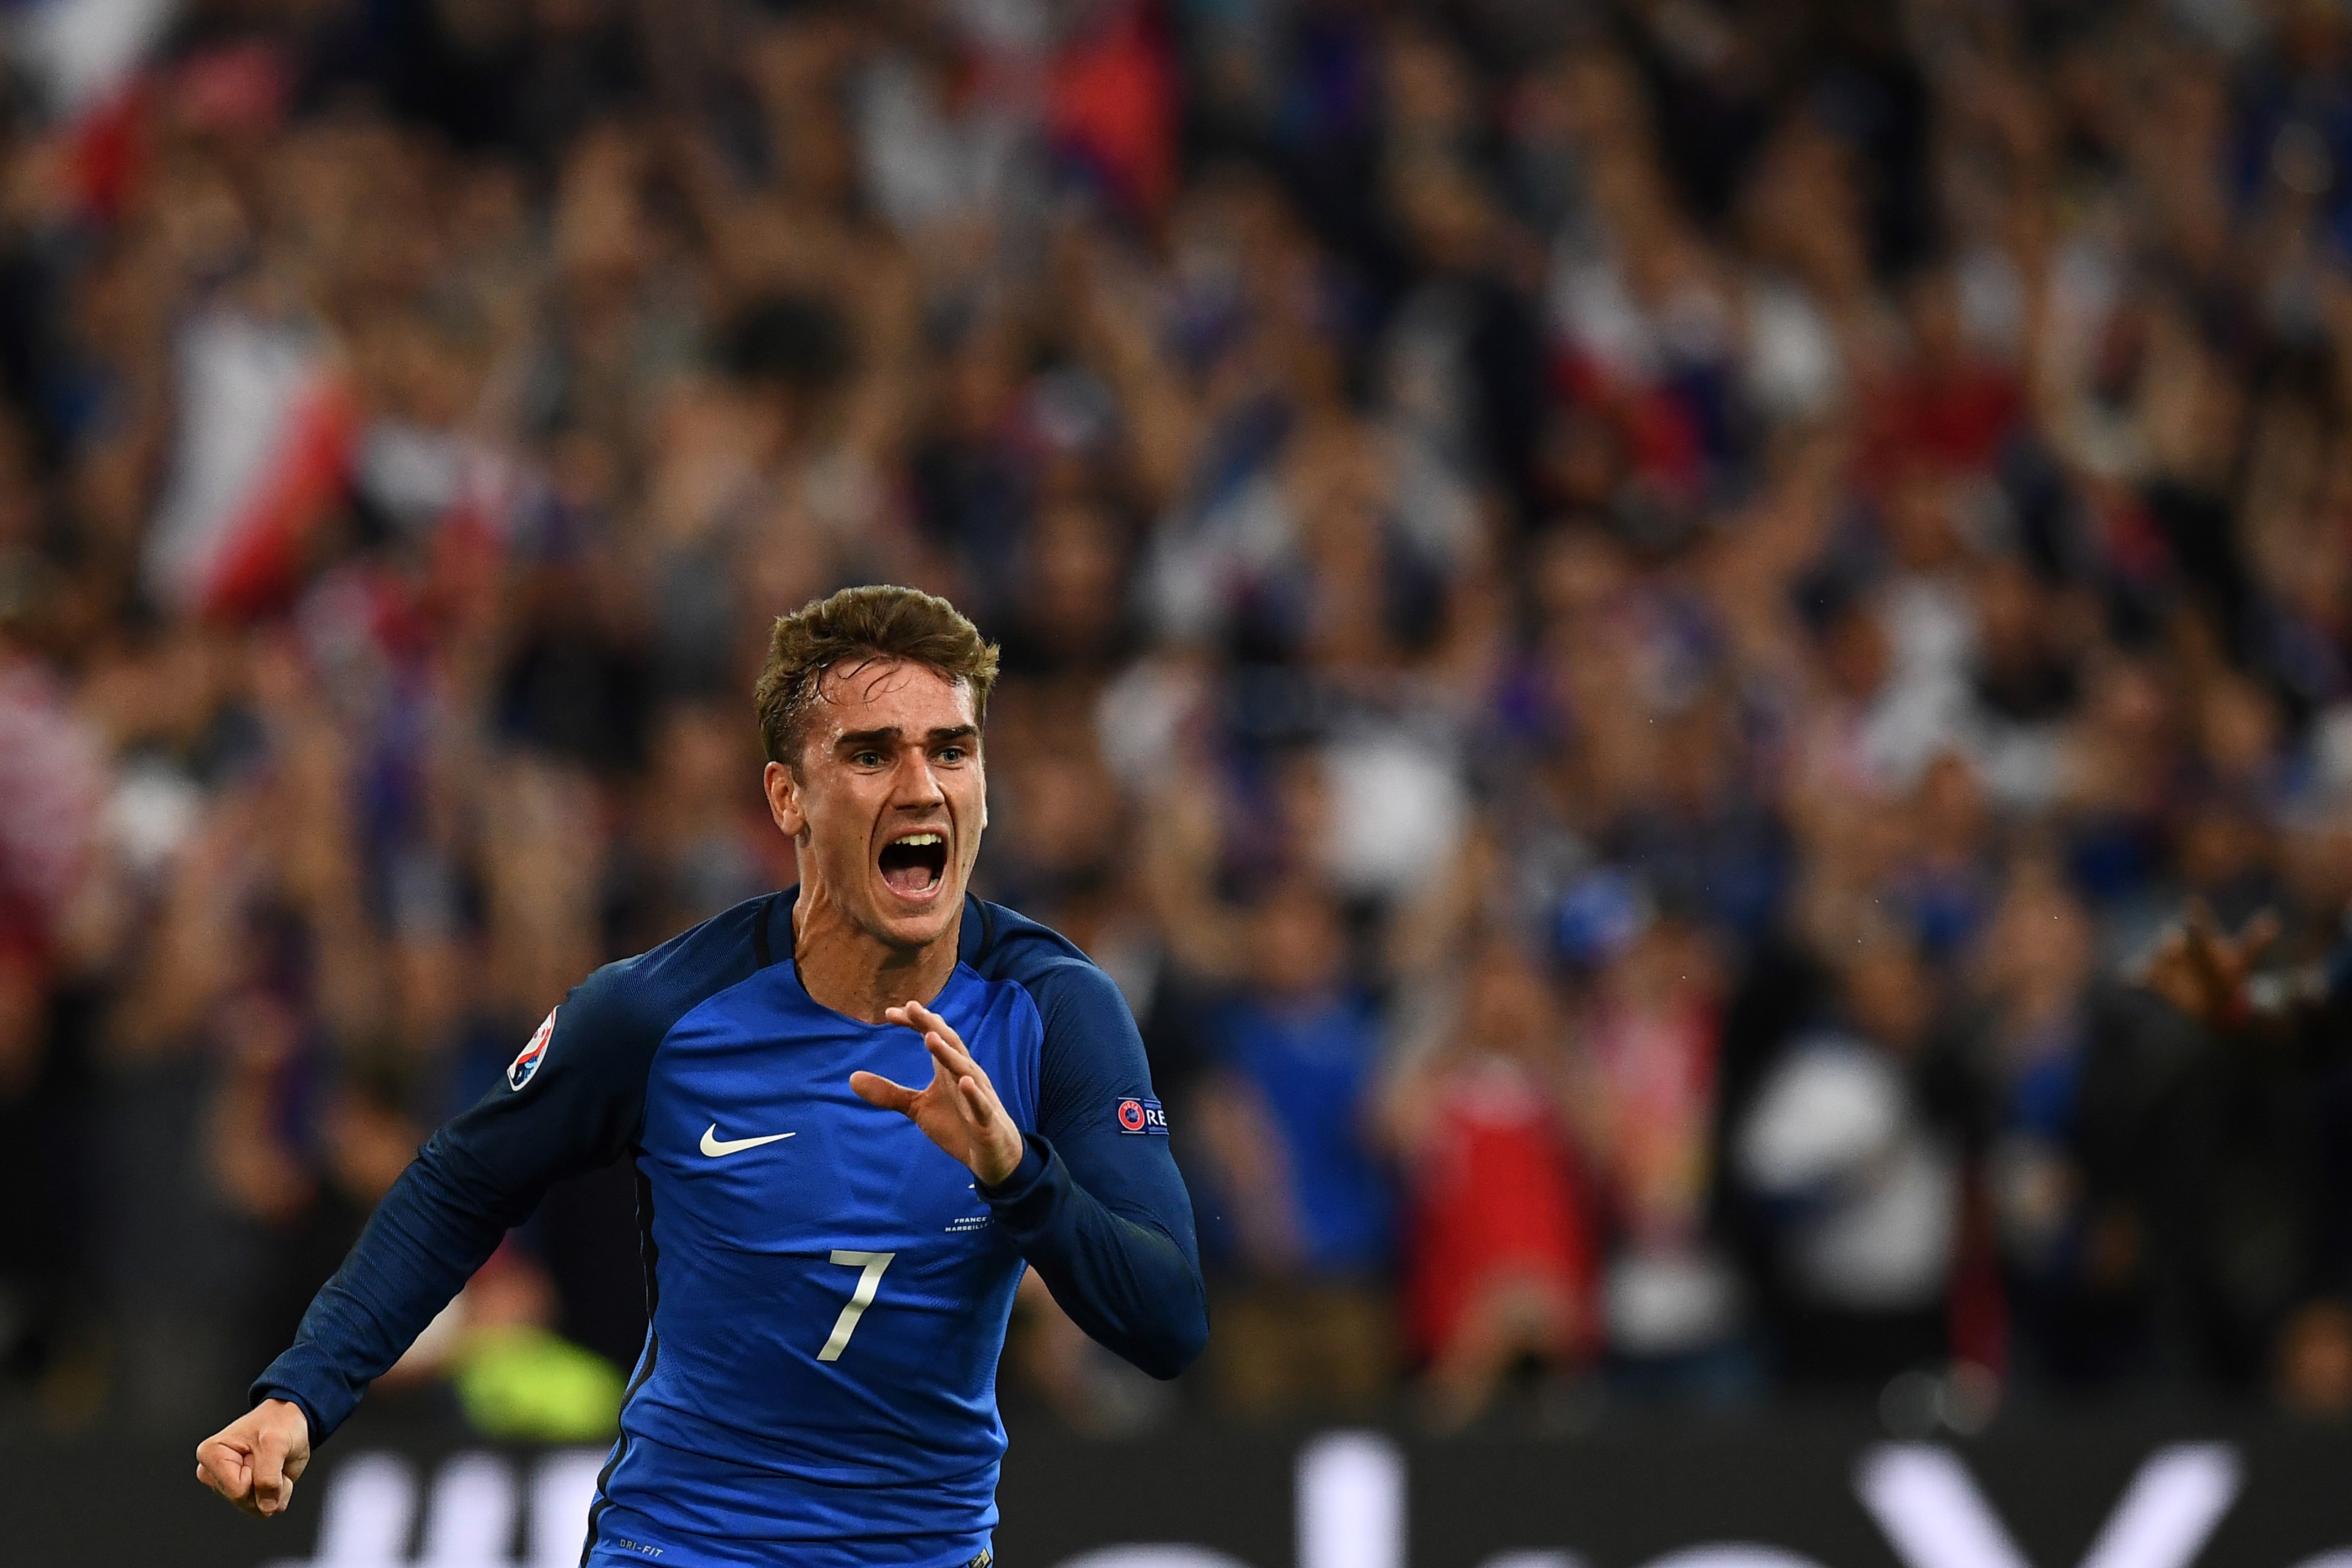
2143, 898, 2281, 1031
850, 999, 1025, 1187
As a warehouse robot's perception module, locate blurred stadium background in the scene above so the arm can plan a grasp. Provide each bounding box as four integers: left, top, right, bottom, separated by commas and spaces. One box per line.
4, 0, 2352, 1560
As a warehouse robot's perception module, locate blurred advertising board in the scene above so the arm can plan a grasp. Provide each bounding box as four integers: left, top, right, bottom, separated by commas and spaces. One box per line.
17, 1416, 2352, 1566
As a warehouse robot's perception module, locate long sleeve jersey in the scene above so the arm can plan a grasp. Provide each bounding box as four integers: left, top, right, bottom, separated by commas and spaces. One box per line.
251, 890, 1208, 1568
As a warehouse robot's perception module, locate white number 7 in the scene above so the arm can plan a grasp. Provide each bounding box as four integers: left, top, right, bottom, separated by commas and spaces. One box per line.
818, 1250, 896, 1361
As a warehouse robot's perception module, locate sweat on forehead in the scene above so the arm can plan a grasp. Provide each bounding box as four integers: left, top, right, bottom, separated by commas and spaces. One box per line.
817, 657, 956, 707
781, 657, 976, 766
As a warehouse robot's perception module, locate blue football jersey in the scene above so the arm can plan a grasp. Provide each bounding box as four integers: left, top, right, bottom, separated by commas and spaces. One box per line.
253, 892, 1206, 1568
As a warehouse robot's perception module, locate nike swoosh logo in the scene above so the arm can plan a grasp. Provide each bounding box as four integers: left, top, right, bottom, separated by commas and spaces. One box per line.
700, 1124, 795, 1157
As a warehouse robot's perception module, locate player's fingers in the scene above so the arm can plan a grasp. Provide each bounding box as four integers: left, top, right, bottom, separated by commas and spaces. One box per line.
922, 1026, 976, 1072
890, 1004, 974, 1082
923, 1028, 990, 1085
927, 1036, 1001, 1116
849, 1070, 923, 1113
214, 1478, 267, 1519
254, 1427, 290, 1514
901, 999, 970, 1054
956, 1074, 1004, 1127
196, 1454, 260, 1505
196, 1437, 250, 1500
200, 1447, 271, 1518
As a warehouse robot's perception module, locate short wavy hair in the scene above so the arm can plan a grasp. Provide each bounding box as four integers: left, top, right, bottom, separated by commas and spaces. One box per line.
753, 585, 1000, 773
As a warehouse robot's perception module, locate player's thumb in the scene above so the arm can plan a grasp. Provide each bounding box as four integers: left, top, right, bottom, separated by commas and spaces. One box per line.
849, 1070, 919, 1113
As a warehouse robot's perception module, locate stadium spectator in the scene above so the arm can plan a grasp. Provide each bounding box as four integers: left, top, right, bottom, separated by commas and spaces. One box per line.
1382, 933, 1598, 1429
1193, 880, 1396, 1416
1732, 931, 1961, 1388
1568, 896, 1752, 1399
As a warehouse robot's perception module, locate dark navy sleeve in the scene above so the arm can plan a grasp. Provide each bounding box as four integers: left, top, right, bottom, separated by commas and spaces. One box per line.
250, 963, 664, 1441
980, 957, 1208, 1379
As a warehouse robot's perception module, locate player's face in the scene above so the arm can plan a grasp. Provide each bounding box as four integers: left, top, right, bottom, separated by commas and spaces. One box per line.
766, 659, 986, 953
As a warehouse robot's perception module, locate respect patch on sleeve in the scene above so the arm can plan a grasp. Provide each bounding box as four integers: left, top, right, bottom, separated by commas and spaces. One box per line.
1114, 1097, 1169, 1135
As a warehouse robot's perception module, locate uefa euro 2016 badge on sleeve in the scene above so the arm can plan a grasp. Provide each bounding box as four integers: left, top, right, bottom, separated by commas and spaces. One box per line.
507, 1008, 558, 1092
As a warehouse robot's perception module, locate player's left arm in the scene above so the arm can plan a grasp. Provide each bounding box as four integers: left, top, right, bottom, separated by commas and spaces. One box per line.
858, 964, 1208, 1377
977, 961, 1209, 1379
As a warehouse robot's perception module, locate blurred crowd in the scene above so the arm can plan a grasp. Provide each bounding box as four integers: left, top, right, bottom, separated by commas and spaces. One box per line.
5, 0, 2352, 1440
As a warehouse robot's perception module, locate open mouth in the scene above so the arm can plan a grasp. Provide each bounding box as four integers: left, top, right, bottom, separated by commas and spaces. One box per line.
877, 830, 948, 898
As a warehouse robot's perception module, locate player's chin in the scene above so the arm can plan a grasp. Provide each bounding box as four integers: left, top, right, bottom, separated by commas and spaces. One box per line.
865, 874, 960, 943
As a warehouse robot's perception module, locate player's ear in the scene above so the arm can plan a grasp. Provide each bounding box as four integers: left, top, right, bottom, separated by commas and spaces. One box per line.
764, 760, 807, 839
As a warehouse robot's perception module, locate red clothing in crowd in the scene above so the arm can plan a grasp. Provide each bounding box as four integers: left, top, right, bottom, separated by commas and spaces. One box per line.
1858, 362, 2024, 485
1403, 1055, 1598, 1363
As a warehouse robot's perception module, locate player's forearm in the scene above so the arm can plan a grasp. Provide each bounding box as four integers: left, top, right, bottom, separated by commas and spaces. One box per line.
983, 1133, 1208, 1379
248, 1139, 515, 1440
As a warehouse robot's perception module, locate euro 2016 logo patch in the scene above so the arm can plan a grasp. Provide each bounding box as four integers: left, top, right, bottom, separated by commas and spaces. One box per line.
507, 1007, 558, 1092
1115, 1097, 1168, 1135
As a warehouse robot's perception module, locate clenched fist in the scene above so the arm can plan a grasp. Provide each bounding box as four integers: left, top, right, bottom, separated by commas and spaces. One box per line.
196, 1398, 312, 1518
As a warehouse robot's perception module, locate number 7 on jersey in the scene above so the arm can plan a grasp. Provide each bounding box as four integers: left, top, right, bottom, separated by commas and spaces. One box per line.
818, 1250, 896, 1361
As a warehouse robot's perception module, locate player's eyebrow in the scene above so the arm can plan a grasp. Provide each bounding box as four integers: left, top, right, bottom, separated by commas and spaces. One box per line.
834, 724, 979, 749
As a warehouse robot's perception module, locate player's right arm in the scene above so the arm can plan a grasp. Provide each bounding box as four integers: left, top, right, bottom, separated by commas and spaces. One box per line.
196, 964, 659, 1514
195, 1397, 311, 1517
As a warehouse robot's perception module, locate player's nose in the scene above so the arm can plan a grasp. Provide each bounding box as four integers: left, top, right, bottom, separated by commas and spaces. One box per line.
886, 749, 947, 806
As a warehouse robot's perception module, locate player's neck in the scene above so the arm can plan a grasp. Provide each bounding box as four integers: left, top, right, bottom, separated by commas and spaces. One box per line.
791, 885, 963, 1024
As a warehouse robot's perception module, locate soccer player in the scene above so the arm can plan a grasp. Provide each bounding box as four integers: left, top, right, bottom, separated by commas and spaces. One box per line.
195, 585, 1208, 1567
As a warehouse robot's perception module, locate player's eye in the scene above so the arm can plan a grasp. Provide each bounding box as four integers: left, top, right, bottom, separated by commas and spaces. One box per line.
852, 749, 884, 768
936, 746, 966, 764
